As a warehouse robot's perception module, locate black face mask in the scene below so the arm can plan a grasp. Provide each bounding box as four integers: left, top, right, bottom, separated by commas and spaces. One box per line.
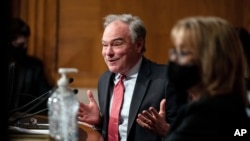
246, 78, 250, 90
168, 61, 201, 92
8, 43, 27, 60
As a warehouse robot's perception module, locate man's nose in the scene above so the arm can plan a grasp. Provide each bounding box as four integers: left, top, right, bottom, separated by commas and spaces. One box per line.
105, 46, 114, 55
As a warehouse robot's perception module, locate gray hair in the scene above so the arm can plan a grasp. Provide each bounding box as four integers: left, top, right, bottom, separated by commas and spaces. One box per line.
103, 14, 146, 53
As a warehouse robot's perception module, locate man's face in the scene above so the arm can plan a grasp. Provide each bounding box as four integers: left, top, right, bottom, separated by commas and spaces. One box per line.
101, 21, 143, 74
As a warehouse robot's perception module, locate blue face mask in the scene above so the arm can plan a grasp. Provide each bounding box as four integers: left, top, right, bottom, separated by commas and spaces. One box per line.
167, 61, 201, 92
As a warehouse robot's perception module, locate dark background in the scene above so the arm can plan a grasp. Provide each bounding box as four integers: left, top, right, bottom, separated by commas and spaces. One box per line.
1, 0, 12, 140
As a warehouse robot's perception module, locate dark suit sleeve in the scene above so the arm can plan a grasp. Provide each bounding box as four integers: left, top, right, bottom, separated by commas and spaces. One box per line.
165, 113, 209, 141
165, 81, 180, 125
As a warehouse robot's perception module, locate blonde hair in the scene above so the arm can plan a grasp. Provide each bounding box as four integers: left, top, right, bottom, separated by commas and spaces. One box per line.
171, 16, 248, 105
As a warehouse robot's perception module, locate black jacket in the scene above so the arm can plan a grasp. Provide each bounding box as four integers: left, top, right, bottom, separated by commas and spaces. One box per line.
7, 55, 52, 114
165, 93, 250, 141
98, 57, 179, 141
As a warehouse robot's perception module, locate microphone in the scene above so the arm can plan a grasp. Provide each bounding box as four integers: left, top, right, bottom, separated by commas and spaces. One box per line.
9, 77, 78, 115
8, 89, 54, 116
9, 108, 48, 126
9, 88, 78, 125
12, 89, 78, 119
8, 89, 54, 125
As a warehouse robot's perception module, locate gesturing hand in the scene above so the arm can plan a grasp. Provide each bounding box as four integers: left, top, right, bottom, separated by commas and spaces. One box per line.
77, 90, 101, 125
136, 99, 170, 137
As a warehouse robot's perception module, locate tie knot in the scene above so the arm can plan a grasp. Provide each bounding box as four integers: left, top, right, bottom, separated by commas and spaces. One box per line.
115, 74, 125, 87
119, 74, 125, 80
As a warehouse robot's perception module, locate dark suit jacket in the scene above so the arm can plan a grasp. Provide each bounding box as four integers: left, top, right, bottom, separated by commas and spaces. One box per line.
97, 57, 178, 141
165, 93, 250, 141
7, 55, 52, 114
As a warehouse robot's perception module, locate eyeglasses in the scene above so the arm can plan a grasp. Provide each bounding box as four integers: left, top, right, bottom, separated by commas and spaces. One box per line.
169, 48, 193, 58
168, 48, 197, 65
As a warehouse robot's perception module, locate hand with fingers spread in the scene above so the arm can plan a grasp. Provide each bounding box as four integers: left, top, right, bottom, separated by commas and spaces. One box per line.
78, 90, 101, 125
85, 14, 180, 140
136, 99, 170, 137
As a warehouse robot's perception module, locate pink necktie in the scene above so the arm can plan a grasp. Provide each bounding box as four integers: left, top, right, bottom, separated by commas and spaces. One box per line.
108, 75, 125, 141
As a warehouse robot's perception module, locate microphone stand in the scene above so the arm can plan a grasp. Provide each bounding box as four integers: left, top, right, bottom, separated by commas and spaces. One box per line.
8, 88, 78, 126
8, 89, 54, 116
8, 89, 54, 125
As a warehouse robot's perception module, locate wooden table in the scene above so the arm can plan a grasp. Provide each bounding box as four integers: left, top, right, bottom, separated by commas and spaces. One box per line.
8, 115, 103, 141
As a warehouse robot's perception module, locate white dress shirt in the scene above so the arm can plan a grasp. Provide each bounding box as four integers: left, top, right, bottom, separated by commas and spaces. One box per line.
109, 57, 142, 141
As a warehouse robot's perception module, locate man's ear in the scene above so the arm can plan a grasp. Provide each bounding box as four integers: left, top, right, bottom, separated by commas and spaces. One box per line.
135, 38, 144, 53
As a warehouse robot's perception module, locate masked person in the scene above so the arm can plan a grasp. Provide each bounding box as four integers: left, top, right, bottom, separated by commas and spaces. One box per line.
160, 16, 250, 141
7, 18, 52, 115
236, 27, 250, 117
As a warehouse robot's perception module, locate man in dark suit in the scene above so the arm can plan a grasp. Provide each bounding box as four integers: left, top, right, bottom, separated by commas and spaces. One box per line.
78, 14, 178, 141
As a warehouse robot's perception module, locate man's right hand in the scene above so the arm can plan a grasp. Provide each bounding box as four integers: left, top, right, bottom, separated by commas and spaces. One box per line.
78, 90, 101, 125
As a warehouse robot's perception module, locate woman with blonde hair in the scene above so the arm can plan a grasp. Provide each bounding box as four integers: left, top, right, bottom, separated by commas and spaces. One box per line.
164, 17, 250, 140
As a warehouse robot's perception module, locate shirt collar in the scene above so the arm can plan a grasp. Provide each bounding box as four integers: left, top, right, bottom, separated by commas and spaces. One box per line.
115, 57, 142, 80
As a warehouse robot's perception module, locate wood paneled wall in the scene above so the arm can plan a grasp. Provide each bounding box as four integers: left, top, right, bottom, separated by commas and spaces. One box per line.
11, 0, 250, 88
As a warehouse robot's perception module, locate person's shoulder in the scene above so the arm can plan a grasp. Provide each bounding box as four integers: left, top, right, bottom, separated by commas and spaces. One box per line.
138, 57, 168, 80
99, 70, 113, 80
25, 55, 43, 66
97, 70, 114, 87
142, 57, 167, 68
142, 57, 167, 73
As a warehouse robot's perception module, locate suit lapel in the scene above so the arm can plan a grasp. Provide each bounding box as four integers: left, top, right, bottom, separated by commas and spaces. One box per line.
127, 57, 151, 134
100, 72, 114, 114
99, 72, 114, 134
